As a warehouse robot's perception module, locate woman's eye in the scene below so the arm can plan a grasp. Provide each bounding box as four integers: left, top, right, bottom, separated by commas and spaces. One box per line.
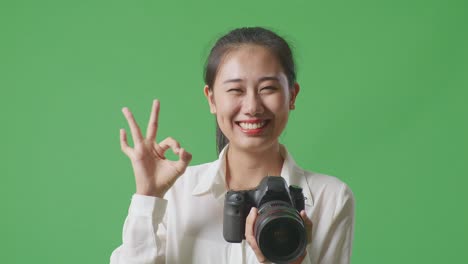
227, 88, 243, 93
260, 86, 277, 92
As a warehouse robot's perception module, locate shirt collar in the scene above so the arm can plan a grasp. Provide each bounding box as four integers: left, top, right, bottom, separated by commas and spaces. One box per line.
191, 144, 314, 207
191, 145, 228, 199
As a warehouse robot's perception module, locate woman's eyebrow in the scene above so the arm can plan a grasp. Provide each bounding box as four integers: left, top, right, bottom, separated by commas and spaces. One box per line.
223, 78, 243, 84
258, 76, 280, 82
222, 76, 279, 84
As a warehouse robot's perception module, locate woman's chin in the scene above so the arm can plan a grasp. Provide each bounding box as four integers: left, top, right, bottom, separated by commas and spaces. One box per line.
229, 138, 278, 153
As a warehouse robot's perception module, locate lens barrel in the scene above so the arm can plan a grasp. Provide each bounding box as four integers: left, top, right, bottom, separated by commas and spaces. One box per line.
254, 201, 307, 263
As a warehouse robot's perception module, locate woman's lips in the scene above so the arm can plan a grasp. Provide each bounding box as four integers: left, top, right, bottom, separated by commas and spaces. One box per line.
235, 120, 270, 135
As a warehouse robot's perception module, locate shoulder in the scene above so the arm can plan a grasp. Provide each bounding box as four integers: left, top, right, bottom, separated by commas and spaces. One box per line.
301, 169, 355, 212
304, 170, 352, 194
282, 145, 354, 205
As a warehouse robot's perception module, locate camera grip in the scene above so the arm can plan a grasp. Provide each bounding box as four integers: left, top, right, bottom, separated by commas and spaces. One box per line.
223, 192, 246, 243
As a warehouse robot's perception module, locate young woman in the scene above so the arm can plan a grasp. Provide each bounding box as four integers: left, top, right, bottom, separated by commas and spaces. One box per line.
110, 27, 355, 264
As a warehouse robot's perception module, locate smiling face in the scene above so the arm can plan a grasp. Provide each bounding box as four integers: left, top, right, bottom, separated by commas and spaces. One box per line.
204, 44, 299, 153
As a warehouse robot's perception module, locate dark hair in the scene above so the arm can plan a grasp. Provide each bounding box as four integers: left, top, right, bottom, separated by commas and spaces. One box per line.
203, 26, 297, 155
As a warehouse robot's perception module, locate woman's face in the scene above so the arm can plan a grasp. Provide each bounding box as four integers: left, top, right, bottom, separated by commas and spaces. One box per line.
204, 44, 299, 153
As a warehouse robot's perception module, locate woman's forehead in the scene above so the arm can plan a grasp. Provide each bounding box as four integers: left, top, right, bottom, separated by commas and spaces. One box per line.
215, 45, 286, 84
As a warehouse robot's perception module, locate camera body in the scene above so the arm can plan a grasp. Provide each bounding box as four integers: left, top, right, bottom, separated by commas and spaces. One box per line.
223, 176, 306, 263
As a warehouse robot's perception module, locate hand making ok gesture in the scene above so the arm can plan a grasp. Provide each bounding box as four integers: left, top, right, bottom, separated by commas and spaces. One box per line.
120, 99, 192, 198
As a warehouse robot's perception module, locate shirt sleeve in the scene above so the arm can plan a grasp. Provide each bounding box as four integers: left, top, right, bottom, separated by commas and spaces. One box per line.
110, 194, 168, 264
317, 183, 355, 264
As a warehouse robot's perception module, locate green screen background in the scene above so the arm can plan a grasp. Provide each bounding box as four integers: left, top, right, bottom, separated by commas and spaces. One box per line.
2, 0, 467, 263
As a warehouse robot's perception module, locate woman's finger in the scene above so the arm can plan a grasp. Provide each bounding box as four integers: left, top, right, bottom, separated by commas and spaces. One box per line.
245, 207, 256, 238
158, 137, 181, 158
120, 128, 132, 157
245, 208, 267, 263
146, 99, 160, 141
300, 210, 313, 244
290, 252, 307, 264
174, 148, 192, 174
122, 107, 144, 145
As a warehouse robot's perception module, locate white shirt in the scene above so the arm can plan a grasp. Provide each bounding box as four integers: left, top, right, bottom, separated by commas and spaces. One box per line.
110, 144, 355, 264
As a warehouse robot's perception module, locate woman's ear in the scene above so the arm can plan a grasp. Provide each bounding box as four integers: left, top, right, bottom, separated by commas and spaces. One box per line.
289, 82, 300, 110
204, 85, 217, 114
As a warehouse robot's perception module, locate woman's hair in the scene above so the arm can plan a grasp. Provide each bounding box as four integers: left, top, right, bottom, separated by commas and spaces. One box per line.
203, 26, 297, 155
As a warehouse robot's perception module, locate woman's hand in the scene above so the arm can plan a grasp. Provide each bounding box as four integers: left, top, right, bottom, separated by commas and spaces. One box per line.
245, 208, 313, 264
120, 99, 192, 198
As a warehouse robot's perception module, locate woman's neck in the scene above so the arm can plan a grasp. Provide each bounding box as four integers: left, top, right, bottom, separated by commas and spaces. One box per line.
225, 143, 284, 191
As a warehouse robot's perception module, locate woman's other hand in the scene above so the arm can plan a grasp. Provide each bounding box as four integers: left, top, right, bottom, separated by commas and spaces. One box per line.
245, 208, 313, 264
120, 99, 192, 198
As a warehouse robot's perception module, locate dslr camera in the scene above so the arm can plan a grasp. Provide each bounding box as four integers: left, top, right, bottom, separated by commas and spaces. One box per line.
223, 176, 307, 263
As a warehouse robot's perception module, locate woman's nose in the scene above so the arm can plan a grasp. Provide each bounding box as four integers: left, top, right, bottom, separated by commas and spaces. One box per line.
244, 92, 264, 116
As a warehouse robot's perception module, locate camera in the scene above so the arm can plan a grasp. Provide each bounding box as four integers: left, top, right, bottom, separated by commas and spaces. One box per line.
223, 176, 307, 263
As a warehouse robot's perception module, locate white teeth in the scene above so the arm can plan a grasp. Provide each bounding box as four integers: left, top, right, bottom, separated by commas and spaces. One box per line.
238, 121, 266, 130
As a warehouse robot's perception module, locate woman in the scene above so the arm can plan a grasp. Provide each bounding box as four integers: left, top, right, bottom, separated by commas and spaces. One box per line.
110, 27, 355, 264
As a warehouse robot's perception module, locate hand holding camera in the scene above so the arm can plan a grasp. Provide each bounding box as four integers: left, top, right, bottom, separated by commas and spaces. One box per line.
223, 176, 313, 263
246, 207, 312, 264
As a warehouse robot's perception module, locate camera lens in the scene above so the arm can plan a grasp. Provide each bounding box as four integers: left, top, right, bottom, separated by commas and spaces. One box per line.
254, 201, 307, 263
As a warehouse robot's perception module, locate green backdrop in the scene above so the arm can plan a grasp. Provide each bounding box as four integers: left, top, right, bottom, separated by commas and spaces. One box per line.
2, 0, 467, 263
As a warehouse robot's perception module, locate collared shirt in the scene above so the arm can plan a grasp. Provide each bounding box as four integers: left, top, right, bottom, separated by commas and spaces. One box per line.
110, 144, 355, 264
